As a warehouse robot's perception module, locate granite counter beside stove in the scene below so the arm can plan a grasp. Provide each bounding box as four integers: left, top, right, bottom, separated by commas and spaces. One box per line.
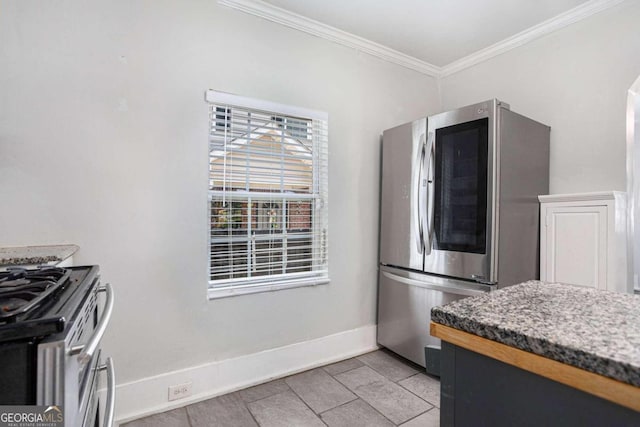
0, 244, 78, 267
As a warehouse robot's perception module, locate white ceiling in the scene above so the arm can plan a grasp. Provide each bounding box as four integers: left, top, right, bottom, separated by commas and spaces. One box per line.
220, 0, 625, 75
260, 0, 591, 66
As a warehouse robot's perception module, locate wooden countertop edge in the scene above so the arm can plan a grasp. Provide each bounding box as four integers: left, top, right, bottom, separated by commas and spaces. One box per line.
430, 322, 640, 412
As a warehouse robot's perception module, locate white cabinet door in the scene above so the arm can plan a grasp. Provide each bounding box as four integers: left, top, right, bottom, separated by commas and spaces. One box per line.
542, 205, 607, 289
539, 192, 629, 293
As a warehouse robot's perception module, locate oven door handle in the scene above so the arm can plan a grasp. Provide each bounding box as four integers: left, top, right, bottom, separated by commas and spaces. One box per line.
70, 283, 114, 363
99, 357, 116, 427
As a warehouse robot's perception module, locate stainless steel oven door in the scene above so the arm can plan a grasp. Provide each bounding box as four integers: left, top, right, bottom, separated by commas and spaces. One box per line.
37, 283, 115, 427
79, 349, 101, 427
424, 100, 503, 284
82, 354, 115, 427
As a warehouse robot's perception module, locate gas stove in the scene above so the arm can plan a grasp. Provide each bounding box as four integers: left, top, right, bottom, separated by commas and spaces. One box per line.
0, 266, 69, 320
0, 265, 115, 427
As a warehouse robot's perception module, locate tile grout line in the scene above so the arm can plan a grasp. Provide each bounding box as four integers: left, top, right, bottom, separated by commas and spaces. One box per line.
334, 355, 437, 425
244, 389, 292, 426
320, 364, 363, 377
314, 394, 360, 421
241, 381, 293, 405
357, 352, 440, 412
330, 371, 409, 426
398, 406, 438, 426
282, 381, 330, 426
347, 393, 399, 425
242, 398, 262, 427
321, 396, 400, 426
356, 359, 419, 384
316, 397, 356, 416
394, 375, 440, 423
183, 406, 195, 427
394, 370, 441, 424
396, 374, 440, 408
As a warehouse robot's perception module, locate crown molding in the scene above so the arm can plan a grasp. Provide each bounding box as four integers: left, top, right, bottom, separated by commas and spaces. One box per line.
440, 0, 627, 76
219, 0, 627, 79
217, 0, 440, 77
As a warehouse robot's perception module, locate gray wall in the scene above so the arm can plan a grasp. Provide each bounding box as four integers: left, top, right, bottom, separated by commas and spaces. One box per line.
0, 0, 440, 384
440, 0, 640, 194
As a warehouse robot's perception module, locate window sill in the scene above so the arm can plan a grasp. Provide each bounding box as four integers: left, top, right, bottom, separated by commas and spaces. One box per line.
207, 277, 330, 300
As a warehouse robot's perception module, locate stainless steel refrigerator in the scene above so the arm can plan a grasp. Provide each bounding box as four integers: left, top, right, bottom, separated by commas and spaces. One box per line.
378, 99, 550, 368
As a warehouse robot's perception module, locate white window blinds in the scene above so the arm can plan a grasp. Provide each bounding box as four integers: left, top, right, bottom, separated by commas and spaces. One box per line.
206, 91, 329, 297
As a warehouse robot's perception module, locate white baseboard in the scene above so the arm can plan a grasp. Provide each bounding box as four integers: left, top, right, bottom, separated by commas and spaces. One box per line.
115, 324, 378, 425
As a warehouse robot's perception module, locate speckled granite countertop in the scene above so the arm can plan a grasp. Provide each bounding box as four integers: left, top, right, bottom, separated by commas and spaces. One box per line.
0, 245, 78, 267
431, 281, 640, 387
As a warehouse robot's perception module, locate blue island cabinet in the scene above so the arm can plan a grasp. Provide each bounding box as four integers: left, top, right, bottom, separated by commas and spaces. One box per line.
429, 281, 640, 427
438, 339, 639, 427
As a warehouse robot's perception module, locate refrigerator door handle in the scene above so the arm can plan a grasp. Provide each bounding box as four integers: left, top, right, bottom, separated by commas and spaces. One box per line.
413, 134, 426, 254
424, 131, 435, 254
381, 270, 490, 297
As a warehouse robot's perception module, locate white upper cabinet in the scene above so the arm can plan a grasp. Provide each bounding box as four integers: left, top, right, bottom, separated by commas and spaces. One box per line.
539, 192, 631, 293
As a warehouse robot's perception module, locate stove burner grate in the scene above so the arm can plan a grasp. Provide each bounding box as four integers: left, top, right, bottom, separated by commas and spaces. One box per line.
0, 266, 70, 320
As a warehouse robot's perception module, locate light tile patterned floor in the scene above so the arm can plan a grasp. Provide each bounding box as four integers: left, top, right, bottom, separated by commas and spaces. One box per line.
122, 349, 440, 427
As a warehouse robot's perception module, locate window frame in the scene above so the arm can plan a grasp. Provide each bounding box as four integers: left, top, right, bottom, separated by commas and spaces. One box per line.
205, 90, 329, 299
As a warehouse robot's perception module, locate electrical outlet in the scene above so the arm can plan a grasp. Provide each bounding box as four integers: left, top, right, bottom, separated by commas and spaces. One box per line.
168, 382, 192, 401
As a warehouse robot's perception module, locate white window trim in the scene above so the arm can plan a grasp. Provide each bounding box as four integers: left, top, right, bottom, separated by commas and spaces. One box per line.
205, 90, 328, 122
205, 90, 329, 300
207, 275, 331, 300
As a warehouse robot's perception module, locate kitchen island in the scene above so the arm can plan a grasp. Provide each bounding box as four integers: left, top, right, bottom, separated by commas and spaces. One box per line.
430, 281, 640, 426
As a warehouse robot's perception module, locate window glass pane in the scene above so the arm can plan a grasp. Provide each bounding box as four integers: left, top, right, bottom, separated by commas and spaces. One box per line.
209, 114, 314, 194
215, 107, 230, 132
209, 195, 320, 283
207, 93, 328, 291
287, 201, 312, 230
286, 238, 313, 273
210, 241, 248, 280
210, 200, 246, 231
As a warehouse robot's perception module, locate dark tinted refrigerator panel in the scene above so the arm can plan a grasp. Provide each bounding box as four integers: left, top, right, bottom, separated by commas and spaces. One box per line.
434, 118, 489, 254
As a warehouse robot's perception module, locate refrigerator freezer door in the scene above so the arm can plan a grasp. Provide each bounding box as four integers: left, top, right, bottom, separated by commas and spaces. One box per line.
380, 118, 427, 271
377, 266, 489, 367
